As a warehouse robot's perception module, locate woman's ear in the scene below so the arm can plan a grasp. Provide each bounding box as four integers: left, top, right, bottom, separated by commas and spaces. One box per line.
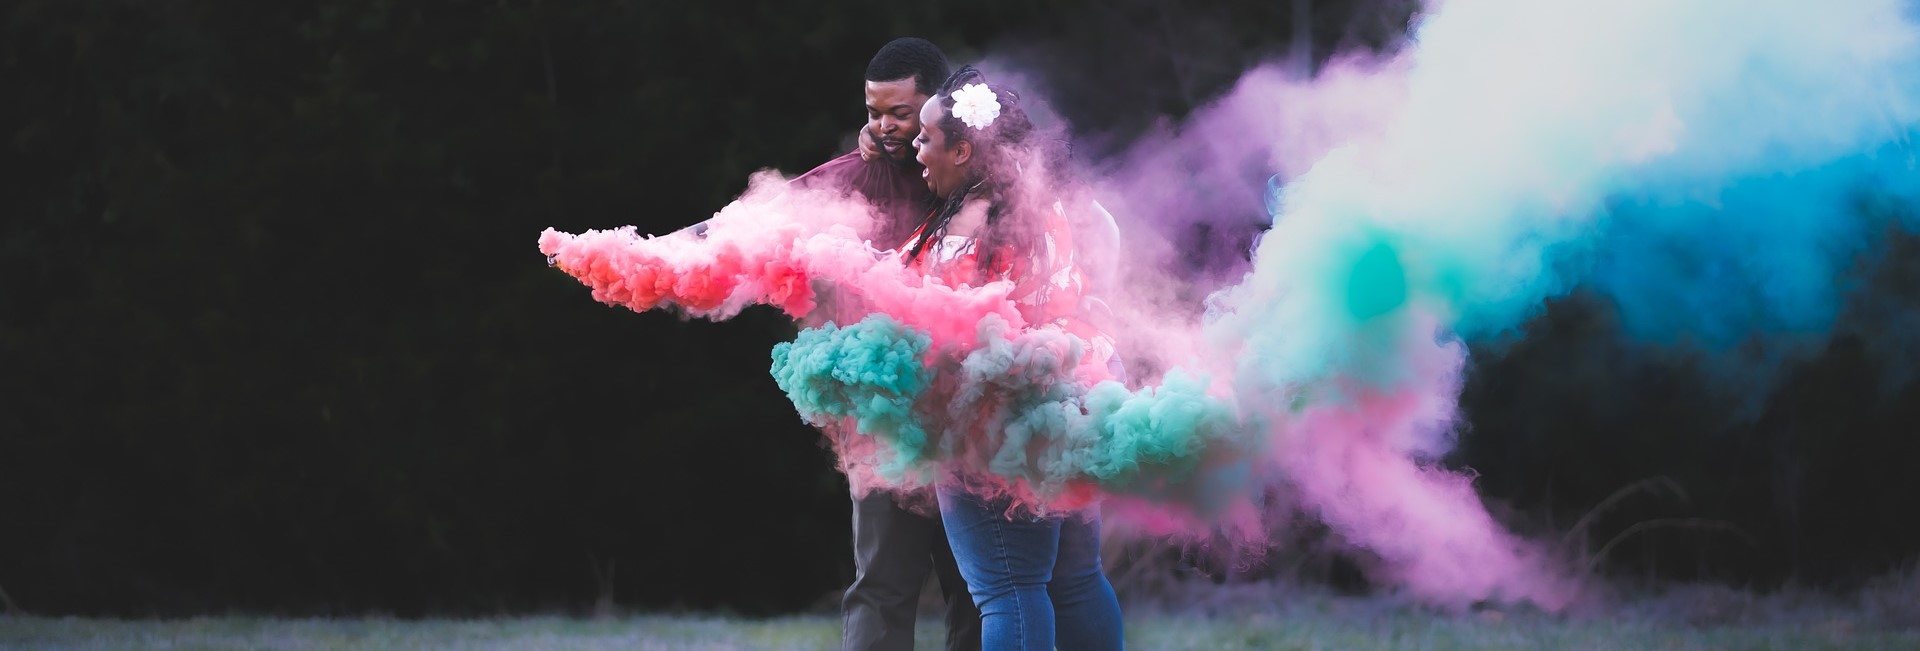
953, 139, 973, 167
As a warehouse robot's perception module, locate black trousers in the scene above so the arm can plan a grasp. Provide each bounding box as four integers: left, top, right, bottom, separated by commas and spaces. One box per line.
842, 490, 981, 651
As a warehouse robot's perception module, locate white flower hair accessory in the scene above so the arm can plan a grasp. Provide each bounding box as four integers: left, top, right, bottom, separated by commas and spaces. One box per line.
949, 83, 1001, 130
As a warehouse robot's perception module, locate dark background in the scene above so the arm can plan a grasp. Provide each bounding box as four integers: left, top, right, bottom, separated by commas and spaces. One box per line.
4, 0, 1917, 617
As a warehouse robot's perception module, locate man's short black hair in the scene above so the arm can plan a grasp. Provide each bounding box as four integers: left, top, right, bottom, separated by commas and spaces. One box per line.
865, 37, 950, 97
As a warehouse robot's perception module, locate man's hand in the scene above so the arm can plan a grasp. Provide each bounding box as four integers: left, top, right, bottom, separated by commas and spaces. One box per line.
857, 127, 882, 162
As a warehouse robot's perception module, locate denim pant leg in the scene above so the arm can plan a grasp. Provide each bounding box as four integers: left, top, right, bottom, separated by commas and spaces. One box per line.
1050, 510, 1124, 650
843, 491, 936, 651
937, 486, 1058, 651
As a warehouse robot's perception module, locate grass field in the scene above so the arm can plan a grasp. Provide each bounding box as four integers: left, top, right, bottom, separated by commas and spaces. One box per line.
4, 583, 1916, 651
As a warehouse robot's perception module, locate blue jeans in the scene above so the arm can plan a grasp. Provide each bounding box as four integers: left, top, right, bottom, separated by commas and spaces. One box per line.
936, 485, 1124, 650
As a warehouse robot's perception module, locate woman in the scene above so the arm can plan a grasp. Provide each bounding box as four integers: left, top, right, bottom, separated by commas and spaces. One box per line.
903, 66, 1125, 651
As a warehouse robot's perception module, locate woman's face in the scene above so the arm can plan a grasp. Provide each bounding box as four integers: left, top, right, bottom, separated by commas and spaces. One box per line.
914, 97, 970, 199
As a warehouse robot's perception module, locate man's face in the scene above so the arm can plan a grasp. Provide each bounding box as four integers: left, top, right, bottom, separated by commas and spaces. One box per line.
865, 77, 928, 163
914, 98, 970, 199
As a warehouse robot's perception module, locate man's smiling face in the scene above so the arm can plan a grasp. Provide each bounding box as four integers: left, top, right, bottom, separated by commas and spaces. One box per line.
865, 77, 929, 163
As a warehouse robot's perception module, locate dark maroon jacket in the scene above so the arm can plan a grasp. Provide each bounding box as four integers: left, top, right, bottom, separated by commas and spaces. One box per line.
791, 150, 931, 250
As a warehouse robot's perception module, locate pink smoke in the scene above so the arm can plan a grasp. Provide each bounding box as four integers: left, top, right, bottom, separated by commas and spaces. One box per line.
1074, 48, 1578, 607
1276, 314, 1574, 610
538, 171, 1028, 350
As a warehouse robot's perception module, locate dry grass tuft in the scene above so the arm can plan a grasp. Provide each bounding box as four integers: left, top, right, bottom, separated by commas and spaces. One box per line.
1863, 563, 1920, 630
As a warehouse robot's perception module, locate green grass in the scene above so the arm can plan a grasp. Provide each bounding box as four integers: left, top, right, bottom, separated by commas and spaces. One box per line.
2, 594, 1913, 651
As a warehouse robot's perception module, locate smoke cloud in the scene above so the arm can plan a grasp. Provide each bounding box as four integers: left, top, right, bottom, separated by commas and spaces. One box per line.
541, 0, 1920, 611
1111, 0, 1920, 608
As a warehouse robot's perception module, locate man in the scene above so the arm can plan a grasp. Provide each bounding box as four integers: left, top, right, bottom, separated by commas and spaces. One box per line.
792, 39, 945, 251
790, 37, 982, 651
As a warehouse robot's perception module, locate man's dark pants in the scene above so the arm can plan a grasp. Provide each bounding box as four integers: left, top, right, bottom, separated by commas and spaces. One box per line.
842, 490, 981, 651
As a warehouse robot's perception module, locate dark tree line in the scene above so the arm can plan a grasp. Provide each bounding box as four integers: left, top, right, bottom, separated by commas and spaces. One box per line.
3, 0, 1915, 617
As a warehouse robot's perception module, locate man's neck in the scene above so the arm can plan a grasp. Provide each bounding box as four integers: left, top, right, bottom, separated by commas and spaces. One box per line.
878, 152, 924, 175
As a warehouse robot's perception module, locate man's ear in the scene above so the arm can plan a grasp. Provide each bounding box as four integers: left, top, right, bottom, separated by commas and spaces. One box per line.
953, 139, 973, 166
